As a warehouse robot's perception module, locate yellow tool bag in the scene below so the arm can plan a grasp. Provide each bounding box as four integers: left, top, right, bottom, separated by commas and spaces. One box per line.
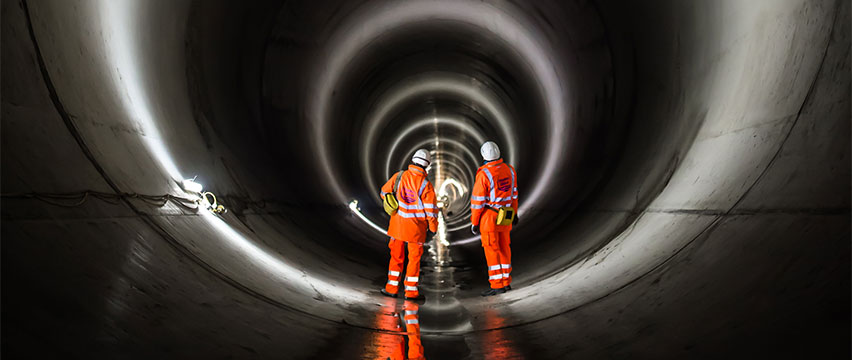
383, 171, 404, 215
495, 207, 515, 226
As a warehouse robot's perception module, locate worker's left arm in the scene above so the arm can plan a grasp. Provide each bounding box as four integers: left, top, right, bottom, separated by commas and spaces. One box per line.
510, 165, 519, 210
470, 171, 488, 226
422, 181, 439, 233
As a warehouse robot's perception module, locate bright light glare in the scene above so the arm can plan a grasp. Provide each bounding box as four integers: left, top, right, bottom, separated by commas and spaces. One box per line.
181, 178, 203, 194
438, 178, 465, 197
100, 1, 367, 304
198, 210, 367, 301
100, 0, 183, 181
436, 211, 449, 247
348, 200, 388, 236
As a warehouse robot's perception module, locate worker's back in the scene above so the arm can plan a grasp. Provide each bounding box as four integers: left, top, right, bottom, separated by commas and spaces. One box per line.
381, 164, 438, 242
471, 159, 518, 233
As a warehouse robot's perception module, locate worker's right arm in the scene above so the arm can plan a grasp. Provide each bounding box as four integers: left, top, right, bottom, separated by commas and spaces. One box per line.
470, 171, 488, 226
380, 172, 399, 200
422, 181, 439, 233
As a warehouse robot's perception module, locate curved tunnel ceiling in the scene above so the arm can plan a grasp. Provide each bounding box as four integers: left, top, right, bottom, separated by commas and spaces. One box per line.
1, 0, 849, 358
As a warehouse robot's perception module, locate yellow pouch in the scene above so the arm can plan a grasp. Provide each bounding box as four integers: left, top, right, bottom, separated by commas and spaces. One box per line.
383, 171, 404, 216
383, 194, 399, 215
496, 207, 515, 226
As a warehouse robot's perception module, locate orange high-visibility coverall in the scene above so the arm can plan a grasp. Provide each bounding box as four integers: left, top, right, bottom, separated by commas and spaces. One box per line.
381, 164, 439, 298
471, 159, 518, 289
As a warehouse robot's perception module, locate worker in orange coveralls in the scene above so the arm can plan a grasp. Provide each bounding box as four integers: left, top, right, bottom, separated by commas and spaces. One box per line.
380, 149, 439, 300
470, 141, 518, 296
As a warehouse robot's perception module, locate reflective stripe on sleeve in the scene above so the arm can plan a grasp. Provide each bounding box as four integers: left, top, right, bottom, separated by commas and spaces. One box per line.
509, 166, 516, 198
397, 211, 426, 218
406, 319, 419, 325
406, 277, 419, 282
405, 310, 418, 315
413, 178, 428, 218
471, 195, 488, 201
423, 203, 436, 209
418, 178, 428, 196
485, 201, 513, 209
398, 203, 421, 210
482, 168, 496, 203
471, 204, 484, 209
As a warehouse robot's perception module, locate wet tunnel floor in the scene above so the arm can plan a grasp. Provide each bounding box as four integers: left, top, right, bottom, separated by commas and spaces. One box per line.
322, 230, 526, 359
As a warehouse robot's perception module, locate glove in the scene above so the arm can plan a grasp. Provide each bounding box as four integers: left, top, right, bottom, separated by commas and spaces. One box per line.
426, 230, 435, 239
513, 214, 519, 225
471, 224, 480, 235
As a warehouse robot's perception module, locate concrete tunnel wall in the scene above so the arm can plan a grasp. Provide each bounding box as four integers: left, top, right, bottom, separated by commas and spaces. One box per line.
1, 0, 849, 358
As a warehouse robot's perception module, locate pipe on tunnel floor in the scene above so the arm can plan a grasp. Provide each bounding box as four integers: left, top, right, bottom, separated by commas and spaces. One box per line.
1, 0, 849, 358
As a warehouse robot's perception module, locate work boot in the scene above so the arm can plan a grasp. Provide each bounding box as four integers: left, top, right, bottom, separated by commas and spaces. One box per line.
504, 285, 512, 291
480, 287, 507, 297
380, 289, 398, 298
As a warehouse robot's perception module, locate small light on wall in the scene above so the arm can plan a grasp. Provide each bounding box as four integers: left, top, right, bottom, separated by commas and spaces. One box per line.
348, 199, 387, 235
181, 176, 203, 194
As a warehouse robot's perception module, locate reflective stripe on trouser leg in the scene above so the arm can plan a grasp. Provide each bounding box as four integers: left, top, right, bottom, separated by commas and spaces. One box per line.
501, 263, 512, 286
481, 232, 505, 289
385, 238, 405, 294
404, 240, 424, 297
497, 231, 512, 287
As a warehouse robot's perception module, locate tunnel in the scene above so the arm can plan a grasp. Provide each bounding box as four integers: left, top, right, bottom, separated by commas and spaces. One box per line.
1, 0, 850, 358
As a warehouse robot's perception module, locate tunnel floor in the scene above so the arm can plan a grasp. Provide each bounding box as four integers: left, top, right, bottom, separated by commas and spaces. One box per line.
316, 226, 530, 359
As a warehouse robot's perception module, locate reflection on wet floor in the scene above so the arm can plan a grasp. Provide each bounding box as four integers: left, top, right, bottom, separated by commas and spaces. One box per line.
365, 296, 408, 359
364, 212, 524, 359
474, 308, 524, 360
421, 213, 474, 335
366, 297, 423, 360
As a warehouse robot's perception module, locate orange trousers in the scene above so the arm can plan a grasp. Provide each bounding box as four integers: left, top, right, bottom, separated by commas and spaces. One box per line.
481, 231, 512, 289
385, 238, 424, 298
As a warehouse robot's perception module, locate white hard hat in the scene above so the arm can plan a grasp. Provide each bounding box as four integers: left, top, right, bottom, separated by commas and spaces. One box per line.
480, 141, 500, 161
412, 149, 431, 167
